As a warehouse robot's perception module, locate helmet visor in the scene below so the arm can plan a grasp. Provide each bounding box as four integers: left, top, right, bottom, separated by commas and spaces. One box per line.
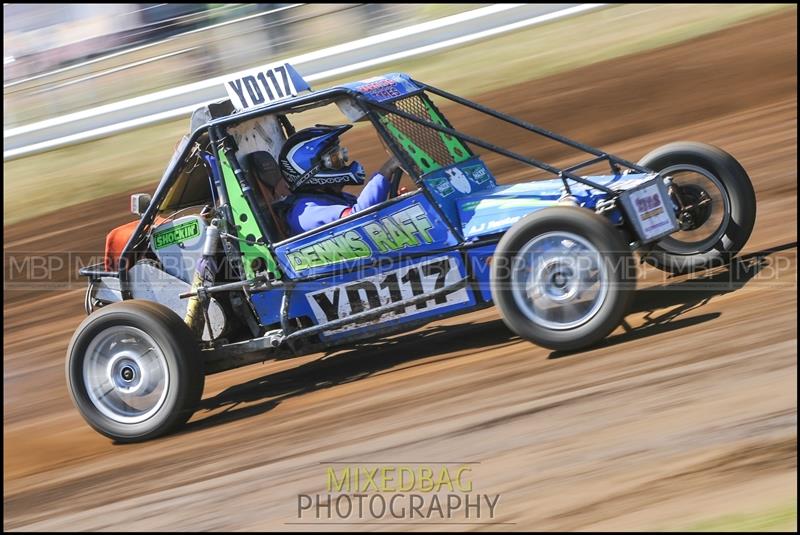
321, 146, 349, 170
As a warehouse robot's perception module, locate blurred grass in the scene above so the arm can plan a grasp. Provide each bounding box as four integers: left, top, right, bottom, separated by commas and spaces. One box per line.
681, 503, 797, 532
3, 3, 793, 226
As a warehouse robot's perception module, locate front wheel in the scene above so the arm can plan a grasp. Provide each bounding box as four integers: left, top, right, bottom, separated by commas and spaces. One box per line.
638, 142, 756, 273
491, 207, 635, 352
66, 300, 205, 442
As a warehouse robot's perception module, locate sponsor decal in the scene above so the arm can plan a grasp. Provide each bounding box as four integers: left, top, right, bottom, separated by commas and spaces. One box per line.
362, 203, 434, 253
627, 183, 676, 239
466, 215, 523, 236
428, 176, 455, 197
153, 220, 200, 249
462, 164, 490, 184
635, 193, 665, 220
356, 77, 402, 100
427, 163, 491, 200
461, 198, 556, 213
287, 203, 436, 270
306, 256, 469, 331
445, 167, 471, 194
348, 74, 422, 102
287, 230, 372, 271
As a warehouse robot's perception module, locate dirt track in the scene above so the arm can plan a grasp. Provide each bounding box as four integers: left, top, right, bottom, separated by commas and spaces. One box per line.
3, 13, 797, 531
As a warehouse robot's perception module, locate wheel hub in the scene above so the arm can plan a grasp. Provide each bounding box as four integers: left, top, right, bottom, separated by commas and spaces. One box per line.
121, 366, 134, 382
658, 164, 731, 255
84, 326, 169, 424
108, 354, 144, 393
513, 232, 609, 330
676, 183, 712, 230
535, 259, 579, 302
678, 211, 695, 230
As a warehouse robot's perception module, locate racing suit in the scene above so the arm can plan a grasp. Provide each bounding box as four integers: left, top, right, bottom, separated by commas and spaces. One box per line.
285, 172, 391, 235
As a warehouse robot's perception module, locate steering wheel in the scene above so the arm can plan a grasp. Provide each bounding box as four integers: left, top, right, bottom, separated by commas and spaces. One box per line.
388, 166, 405, 199
378, 155, 406, 199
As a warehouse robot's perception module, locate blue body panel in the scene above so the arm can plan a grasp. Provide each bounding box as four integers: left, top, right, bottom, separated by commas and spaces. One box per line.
457, 173, 655, 239
421, 157, 496, 232
252, 252, 477, 340
246, 71, 659, 340
250, 288, 283, 326
466, 244, 496, 302
254, 168, 657, 337
254, 192, 474, 336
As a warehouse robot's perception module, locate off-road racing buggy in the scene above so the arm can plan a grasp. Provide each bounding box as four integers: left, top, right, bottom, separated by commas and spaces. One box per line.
67, 63, 756, 442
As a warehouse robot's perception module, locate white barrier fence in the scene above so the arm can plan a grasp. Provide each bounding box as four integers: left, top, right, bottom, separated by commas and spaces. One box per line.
3, 4, 605, 160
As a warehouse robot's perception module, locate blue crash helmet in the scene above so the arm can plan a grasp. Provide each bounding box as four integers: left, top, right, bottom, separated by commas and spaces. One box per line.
278, 124, 365, 192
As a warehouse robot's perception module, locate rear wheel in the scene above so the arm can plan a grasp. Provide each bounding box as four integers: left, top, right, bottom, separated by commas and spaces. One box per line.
491, 207, 635, 351
638, 142, 756, 273
66, 300, 204, 442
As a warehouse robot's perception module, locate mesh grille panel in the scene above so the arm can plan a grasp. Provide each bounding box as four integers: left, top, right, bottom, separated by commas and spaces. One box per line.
379, 95, 470, 175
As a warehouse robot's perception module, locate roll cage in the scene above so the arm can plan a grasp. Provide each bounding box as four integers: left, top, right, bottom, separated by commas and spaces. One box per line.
80, 75, 653, 288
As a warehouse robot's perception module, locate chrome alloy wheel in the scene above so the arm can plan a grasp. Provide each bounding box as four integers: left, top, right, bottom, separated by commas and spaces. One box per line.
510, 232, 610, 330
83, 326, 169, 424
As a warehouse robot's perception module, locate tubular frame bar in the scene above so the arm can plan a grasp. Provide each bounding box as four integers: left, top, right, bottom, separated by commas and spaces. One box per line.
208, 87, 355, 129
563, 154, 612, 174
416, 80, 651, 175
366, 98, 617, 195
79, 264, 119, 278
208, 125, 249, 283
216, 131, 281, 251
118, 127, 206, 276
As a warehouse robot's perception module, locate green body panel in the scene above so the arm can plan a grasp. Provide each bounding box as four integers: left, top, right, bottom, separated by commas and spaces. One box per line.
218, 151, 281, 280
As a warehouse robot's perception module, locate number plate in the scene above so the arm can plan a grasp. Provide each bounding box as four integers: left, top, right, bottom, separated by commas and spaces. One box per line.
618, 176, 679, 243
306, 256, 470, 335
223, 62, 310, 111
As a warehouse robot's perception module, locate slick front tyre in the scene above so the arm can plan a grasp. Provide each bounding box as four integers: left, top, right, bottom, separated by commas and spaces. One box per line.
66, 300, 205, 442
638, 142, 756, 274
491, 207, 635, 352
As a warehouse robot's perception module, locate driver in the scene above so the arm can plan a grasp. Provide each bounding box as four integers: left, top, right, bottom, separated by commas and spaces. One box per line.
278, 124, 400, 236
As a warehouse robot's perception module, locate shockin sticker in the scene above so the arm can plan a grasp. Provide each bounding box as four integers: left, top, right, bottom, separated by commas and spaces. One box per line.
152, 219, 201, 249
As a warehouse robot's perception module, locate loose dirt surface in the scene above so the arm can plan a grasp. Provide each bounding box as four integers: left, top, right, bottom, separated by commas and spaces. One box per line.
4, 13, 797, 531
